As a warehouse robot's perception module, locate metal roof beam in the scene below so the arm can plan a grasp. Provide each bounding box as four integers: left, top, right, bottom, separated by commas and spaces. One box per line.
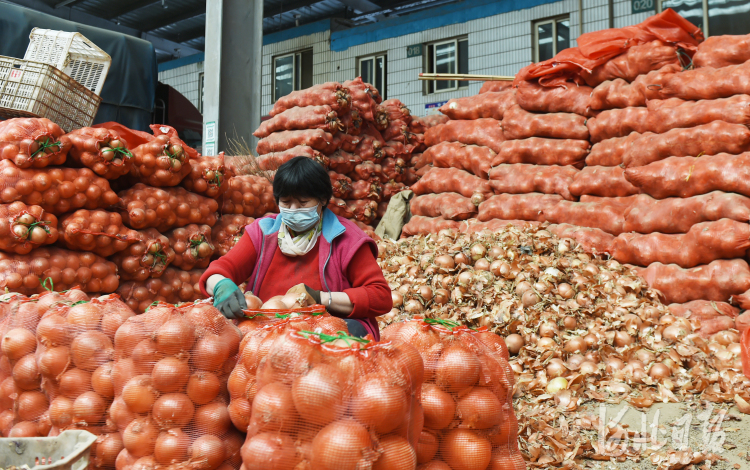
156, 24, 206, 43
106, 0, 160, 20
143, 6, 206, 32
264, 0, 321, 18
54, 0, 86, 7
336, 0, 379, 13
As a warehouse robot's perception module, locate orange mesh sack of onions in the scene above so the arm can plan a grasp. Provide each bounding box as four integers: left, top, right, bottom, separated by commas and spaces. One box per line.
59, 209, 141, 257
211, 214, 254, 257
36, 294, 135, 469
116, 268, 205, 313
65, 127, 134, 179
180, 155, 232, 199
110, 229, 176, 283
0, 117, 71, 169
382, 318, 526, 470
165, 224, 215, 271
0, 202, 59, 255
238, 328, 425, 470
0, 288, 90, 437
130, 135, 192, 187
111, 301, 244, 470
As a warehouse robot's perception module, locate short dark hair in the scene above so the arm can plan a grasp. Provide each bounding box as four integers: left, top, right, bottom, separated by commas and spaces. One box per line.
273, 156, 333, 204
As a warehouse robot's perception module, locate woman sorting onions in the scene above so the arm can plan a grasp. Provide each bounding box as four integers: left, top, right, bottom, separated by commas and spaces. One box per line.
199, 156, 391, 339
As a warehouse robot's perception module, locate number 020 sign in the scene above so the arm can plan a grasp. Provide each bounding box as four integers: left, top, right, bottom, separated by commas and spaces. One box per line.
632, 0, 654, 13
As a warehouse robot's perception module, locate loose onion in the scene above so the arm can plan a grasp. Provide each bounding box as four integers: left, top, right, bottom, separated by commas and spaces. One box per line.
546, 377, 569, 394
2, 328, 36, 361
504, 334, 524, 355
312, 420, 372, 470
152, 393, 195, 428
261, 299, 287, 310
187, 371, 221, 405
123, 417, 159, 457
435, 344, 480, 392
564, 336, 587, 354
372, 435, 417, 470
648, 363, 671, 380
350, 373, 407, 434
151, 356, 190, 393
522, 290, 540, 307
421, 383, 455, 430
442, 429, 492, 470
189, 435, 225, 470
404, 299, 423, 315
242, 432, 298, 470
434, 254, 455, 272
456, 387, 501, 429
392, 291, 404, 308
434, 288, 450, 305
291, 363, 344, 426
454, 252, 470, 266
604, 357, 625, 374
122, 375, 158, 413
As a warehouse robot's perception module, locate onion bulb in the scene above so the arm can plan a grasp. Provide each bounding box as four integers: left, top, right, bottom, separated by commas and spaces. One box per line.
455, 387, 501, 429
372, 435, 417, 470
435, 345, 480, 392
152, 356, 190, 393
187, 372, 221, 405
122, 375, 158, 413
546, 377, 568, 394
1, 328, 36, 361
73, 391, 107, 425
152, 393, 195, 428
311, 420, 372, 470
504, 334, 524, 355
434, 255, 455, 272
442, 429, 491, 470
648, 363, 671, 380
241, 432, 298, 470
155, 318, 195, 355
49, 396, 74, 428
154, 429, 190, 465
189, 435, 226, 470
94, 433, 124, 469
351, 374, 407, 434
291, 363, 344, 426
123, 417, 159, 457
421, 384, 455, 430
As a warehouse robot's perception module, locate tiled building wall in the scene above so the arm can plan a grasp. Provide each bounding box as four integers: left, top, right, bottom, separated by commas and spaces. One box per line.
159, 0, 652, 119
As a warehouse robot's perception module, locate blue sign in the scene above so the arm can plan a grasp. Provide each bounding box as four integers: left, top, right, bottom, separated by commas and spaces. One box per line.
425, 101, 448, 109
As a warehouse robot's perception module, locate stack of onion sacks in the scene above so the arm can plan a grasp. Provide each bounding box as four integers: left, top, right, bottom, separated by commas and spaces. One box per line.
36, 294, 134, 469
239, 327, 424, 470
228, 306, 348, 431
111, 301, 244, 470
382, 318, 526, 470
0, 288, 89, 437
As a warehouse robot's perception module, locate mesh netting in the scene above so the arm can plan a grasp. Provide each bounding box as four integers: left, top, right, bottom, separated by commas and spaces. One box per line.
0, 201, 59, 255
119, 184, 219, 232
115, 268, 204, 314
0, 118, 71, 169
130, 135, 192, 187
66, 127, 134, 180
59, 209, 141, 257
211, 214, 254, 257
180, 155, 231, 199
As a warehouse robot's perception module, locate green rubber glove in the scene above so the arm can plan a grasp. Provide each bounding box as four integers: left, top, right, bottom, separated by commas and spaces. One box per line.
213, 278, 247, 319
304, 285, 322, 304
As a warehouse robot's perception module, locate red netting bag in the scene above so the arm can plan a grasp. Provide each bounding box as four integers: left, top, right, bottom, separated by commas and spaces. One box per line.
36, 294, 134, 459
569, 166, 641, 198
221, 176, 277, 218
478, 193, 561, 222
647, 94, 750, 134
581, 40, 680, 87
349, 161, 382, 182
424, 119, 505, 154
543, 197, 637, 235
111, 301, 244, 470
254, 105, 342, 138
119, 184, 219, 231
130, 135, 192, 187
344, 78, 379, 121
613, 218, 750, 268
110, 229, 175, 282
622, 121, 750, 168
438, 91, 516, 121
180, 155, 230, 199
409, 153, 431, 171
240, 327, 422, 470
328, 199, 378, 225
383, 181, 406, 200
588, 64, 681, 110
0, 202, 58, 255
271, 82, 351, 117
410, 193, 477, 221
515, 81, 592, 116
623, 192, 750, 234
489, 164, 578, 201
382, 319, 525, 470
693, 35, 750, 68
409, 115, 449, 134
410, 168, 492, 199
491, 138, 589, 167
380, 157, 405, 183
0, 249, 118, 295
478, 81, 512, 94
660, 60, 750, 100
624, 153, 750, 199
59, 210, 140, 257
329, 171, 352, 199
256, 130, 335, 156
0, 160, 120, 215
424, 142, 494, 179
547, 223, 614, 254
350, 179, 382, 202
211, 214, 254, 257
115, 268, 204, 313
461, 219, 541, 235
401, 217, 460, 238
634, 259, 750, 304
256, 146, 328, 171
335, 133, 364, 154
586, 133, 642, 166
65, 127, 133, 180
586, 107, 653, 143
0, 118, 71, 169
328, 150, 362, 175
383, 121, 414, 144
355, 135, 384, 162
379, 99, 412, 125
668, 301, 738, 338
502, 105, 589, 140
165, 224, 215, 271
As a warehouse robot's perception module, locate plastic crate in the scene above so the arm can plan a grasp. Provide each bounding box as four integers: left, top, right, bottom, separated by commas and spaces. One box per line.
0, 430, 96, 470
24, 28, 111, 96
0, 56, 101, 132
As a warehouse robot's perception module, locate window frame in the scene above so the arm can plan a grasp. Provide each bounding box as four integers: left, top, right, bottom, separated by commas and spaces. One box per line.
198, 72, 204, 114
533, 15, 570, 63
424, 37, 469, 95
272, 51, 297, 103
358, 53, 387, 100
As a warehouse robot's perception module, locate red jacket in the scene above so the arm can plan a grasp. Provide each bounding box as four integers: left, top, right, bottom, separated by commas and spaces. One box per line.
199, 209, 390, 339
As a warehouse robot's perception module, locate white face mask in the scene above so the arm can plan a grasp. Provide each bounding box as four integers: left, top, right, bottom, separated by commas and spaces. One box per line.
279, 205, 321, 232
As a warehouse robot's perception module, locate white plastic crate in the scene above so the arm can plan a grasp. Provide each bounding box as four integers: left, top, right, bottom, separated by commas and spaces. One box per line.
0, 56, 102, 131
24, 28, 111, 96
0, 430, 96, 470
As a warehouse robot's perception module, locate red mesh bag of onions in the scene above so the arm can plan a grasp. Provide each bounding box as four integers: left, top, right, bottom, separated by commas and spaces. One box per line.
547, 223, 615, 255
426, 142, 494, 179
410, 193, 478, 221
0, 202, 59, 255
328, 199, 378, 225
424, 119, 505, 154
581, 40, 680, 87
0, 249, 119, 295
130, 135, 192, 187
211, 214, 254, 257
668, 300, 739, 339
256, 146, 329, 172
36, 294, 135, 468
271, 83, 351, 117
491, 138, 589, 167
401, 216, 460, 238
502, 105, 589, 141
165, 224, 215, 271
659, 60, 750, 101
115, 268, 205, 313
479, 81, 513, 94
0, 160, 120, 215
569, 166, 641, 198
647, 94, 750, 134
0, 288, 90, 437
382, 318, 526, 470
588, 65, 680, 111
111, 301, 244, 470
180, 155, 231, 199
221, 176, 277, 218
411, 168, 492, 200
256, 129, 335, 155
239, 326, 424, 470
119, 184, 219, 232
438, 90, 516, 121
65, 127, 134, 179
586, 107, 653, 143
515, 80, 593, 116
478, 193, 563, 223
489, 164, 578, 201
586, 133, 642, 167
110, 229, 176, 282
409, 115, 449, 134
254, 105, 342, 139
693, 35, 750, 68
59, 210, 141, 257
0, 117, 71, 169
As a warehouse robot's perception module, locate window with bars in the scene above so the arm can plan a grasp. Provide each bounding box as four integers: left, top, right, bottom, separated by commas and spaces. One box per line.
359, 54, 387, 99
660, 0, 750, 36
533, 16, 570, 62
425, 38, 469, 94
273, 49, 313, 102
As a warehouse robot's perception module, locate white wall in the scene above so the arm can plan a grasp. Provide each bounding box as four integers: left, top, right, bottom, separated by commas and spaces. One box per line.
159, 0, 652, 118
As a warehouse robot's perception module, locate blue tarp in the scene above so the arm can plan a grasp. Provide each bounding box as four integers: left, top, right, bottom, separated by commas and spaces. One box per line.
0, 2, 157, 131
